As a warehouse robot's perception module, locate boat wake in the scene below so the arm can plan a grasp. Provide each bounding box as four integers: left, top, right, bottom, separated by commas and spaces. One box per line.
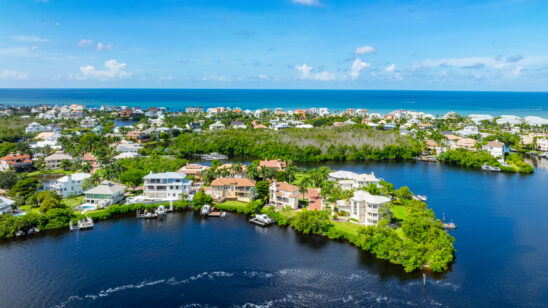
51, 268, 459, 308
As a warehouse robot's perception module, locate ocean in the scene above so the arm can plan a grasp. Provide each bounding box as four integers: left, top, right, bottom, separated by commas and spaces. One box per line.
0, 89, 547, 117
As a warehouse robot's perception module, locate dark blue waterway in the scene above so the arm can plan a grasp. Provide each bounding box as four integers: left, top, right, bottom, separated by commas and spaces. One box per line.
1, 89, 548, 117
0, 159, 547, 307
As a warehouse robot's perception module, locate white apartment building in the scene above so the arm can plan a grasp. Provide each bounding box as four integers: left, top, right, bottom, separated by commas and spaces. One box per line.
25, 122, 46, 134
49, 173, 92, 198
483, 140, 504, 158
143, 172, 193, 201
350, 191, 391, 226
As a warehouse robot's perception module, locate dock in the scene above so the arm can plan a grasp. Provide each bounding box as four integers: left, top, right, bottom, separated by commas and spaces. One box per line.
136, 210, 158, 219
70, 217, 94, 231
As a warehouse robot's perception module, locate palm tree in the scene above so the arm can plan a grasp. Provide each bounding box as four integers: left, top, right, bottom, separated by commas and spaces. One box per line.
285, 163, 298, 183
318, 166, 330, 182
246, 163, 258, 180
298, 182, 308, 199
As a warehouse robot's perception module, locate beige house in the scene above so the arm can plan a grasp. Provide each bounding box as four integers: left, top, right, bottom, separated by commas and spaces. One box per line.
45, 152, 73, 169
210, 178, 256, 202
269, 181, 300, 209
454, 138, 477, 151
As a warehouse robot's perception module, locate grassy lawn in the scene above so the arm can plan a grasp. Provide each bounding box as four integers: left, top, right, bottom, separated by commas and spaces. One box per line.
61, 196, 84, 209
332, 220, 361, 235
291, 172, 309, 185
19, 205, 40, 214
216, 200, 249, 208
27, 169, 73, 177
391, 205, 409, 221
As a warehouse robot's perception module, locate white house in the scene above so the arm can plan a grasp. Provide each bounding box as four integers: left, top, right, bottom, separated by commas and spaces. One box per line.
269, 181, 300, 209
143, 172, 193, 201
0, 196, 15, 215
537, 138, 548, 152
83, 181, 127, 208
25, 122, 46, 134
353, 172, 381, 188
49, 173, 92, 198
457, 125, 479, 137
209, 121, 226, 130
116, 142, 143, 154
349, 191, 391, 226
483, 140, 504, 158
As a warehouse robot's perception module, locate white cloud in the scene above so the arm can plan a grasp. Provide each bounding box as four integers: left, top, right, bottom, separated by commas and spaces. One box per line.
349, 58, 370, 80
314, 71, 336, 81
296, 64, 313, 79
292, 0, 320, 6
11, 35, 50, 43
96, 42, 113, 51
181, 58, 188, 63
201, 73, 230, 82
0, 69, 29, 80
257, 74, 268, 80
77, 59, 131, 80
77, 39, 93, 47
386, 64, 396, 73
422, 57, 506, 69
355, 45, 376, 55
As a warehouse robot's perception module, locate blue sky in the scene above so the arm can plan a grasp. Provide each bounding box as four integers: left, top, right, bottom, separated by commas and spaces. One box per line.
0, 0, 547, 90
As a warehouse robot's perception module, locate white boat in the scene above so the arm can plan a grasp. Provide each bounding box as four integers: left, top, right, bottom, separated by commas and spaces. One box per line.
482, 163, 501, 172
416, 195, 427, 202
200, 204, 211, 215
250, 214, 274, 226
156, 205, 166, 215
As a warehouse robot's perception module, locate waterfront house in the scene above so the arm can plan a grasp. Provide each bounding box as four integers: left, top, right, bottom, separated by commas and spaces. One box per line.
425, 140, 445, 155
353, 172, 381, 188
454, 138, 477, 151
0, 196, 15, 215
0, 152, 33, 172
49, 173, 92, 198
328, 170, 359, 182
80, 117, 98, 129
45, 152, 73, 169
258, 159, 286, 171
216, 163, 247, 178
210, 178, 256, 202
349, 191, 391, 226
83, 181, 127, 207
114, 152, 140, 160
269, 181, 300, 209
457, 125, 479, 137
483, 140, 504, 158
143, 172, 193, 201
116, 142, 143, 154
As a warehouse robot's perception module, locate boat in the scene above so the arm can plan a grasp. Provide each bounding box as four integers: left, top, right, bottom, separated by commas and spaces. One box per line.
416, 195, 427, 202
442, 222, 457, 230
70, 217, 94, 230
482, 163, 501, 172
200, 204, 211, 215
156, 205, 166, 215
137, 209, 158, 219
249, 214, 274, 226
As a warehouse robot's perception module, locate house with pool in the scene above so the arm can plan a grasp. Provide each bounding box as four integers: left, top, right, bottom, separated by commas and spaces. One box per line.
81, 181, 127, 210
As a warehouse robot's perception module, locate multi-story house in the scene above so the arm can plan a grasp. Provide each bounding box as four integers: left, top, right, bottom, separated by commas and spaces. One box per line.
353, 172, 381, 188
259, 159, 286, 171
143, 172, 193, 201
349, 191, 391, 226
83, 181, 127, 207
0, 152, 33, 172
126, 131, 151, 143
45, 152, 73, 169
483, 140, 504, 158
269, 181, 299, 209
25, 122, 46, 134
49, 173, 91, 198
537, 138, 548, 152
210, 178, 256, 202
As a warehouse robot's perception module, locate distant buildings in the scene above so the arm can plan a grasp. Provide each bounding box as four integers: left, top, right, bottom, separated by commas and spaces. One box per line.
537, 138, 548, 152
25, 122, 46, 134
0, 196, 15, 215
259, 159, 286, 171
209, 121, 226, 130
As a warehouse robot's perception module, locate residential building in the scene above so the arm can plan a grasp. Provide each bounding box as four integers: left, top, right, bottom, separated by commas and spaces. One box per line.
126, 131, 151, 143
116, 142, 143, 154
0, 196, 15, 215
49, 173, 92, 198
210, 178, 256, 202
353, 172, 381, 188
45, 152, 73, 169
425, 140, 445, 155
483, 140, 504, 158
259, 159, 286, 171
0, 152, 33, 172
25, 122, 46, 134
454, 138, 477, 151
177, 163, 209, 181
537, 138, 548, 152
350, 191, 391, 226
231, 120, 246, 129
209, 121, 226, 130
143, 172, 193, 201
457, 125, 479, 137
216, 163, 247, 178
269, 181, 300, 209
83, 181, 127, 207
186, 107, 204, 113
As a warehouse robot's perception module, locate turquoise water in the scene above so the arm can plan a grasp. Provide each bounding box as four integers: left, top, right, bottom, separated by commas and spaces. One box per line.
1, 89, 547, 117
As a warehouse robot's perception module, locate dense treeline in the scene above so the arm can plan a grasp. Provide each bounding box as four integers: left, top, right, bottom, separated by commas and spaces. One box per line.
171, 128, 421, 162
438, 148, 534, 173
